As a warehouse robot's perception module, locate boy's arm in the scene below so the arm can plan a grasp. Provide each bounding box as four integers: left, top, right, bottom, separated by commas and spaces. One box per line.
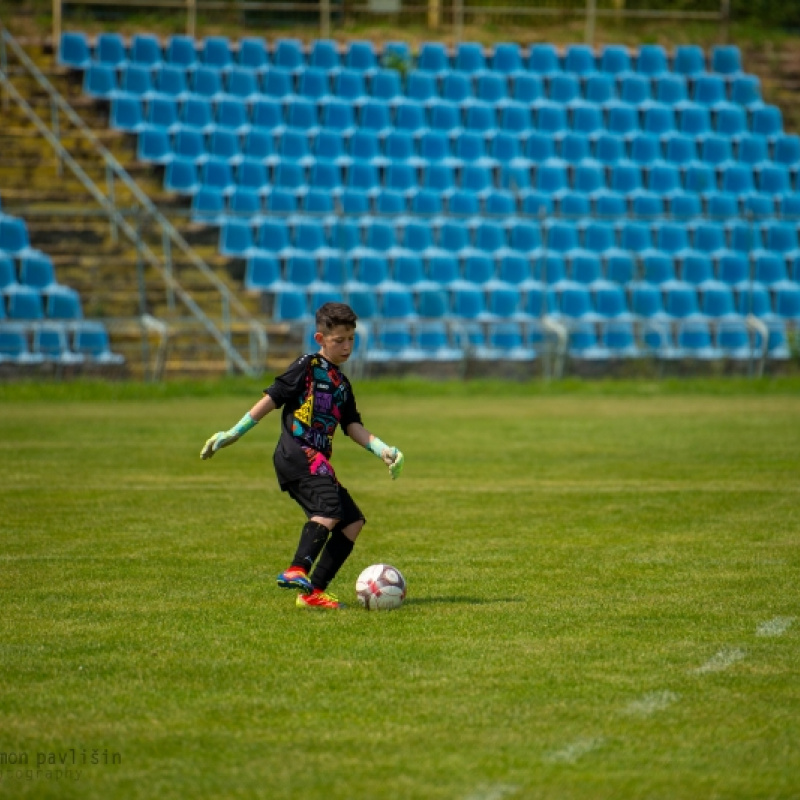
346, 422, 405, 480
200, 394, 277, 460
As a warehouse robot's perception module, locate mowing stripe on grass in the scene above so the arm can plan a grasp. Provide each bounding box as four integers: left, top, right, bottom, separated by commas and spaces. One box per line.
623, 690, 680, 717
462, 784, 520, 800
544, 737, 605, 764
756, 617, 795, 637
692, 647, 747, 674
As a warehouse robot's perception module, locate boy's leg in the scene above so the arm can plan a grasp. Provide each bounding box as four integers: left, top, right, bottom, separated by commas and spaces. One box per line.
278, 476, 342, 594
308, 487, 365, 592
276, 520, 330, 593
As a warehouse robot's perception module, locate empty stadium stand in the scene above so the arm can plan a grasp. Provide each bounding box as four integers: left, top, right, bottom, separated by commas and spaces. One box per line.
45, 32, 800, 371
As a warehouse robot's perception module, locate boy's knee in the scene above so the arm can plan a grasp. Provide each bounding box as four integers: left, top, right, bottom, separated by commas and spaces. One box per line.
342, 520, 364, 542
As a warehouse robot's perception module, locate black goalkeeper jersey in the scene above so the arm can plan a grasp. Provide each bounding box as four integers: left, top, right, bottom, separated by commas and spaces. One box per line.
264, 353, 362, 487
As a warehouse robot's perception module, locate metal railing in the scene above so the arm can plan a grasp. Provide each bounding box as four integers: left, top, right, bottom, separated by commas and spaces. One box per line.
0, 22, 268, 377
48, 0, 732, 49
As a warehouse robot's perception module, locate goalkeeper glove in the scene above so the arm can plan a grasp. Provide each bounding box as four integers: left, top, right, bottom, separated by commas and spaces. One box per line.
200, 413, 258, 460
366, 437, 405, 480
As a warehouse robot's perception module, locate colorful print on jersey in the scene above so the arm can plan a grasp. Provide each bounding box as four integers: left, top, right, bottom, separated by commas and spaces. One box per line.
291, 355, 351, 466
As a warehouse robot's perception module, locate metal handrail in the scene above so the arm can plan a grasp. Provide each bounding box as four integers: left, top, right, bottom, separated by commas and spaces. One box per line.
0, 22, 268, 376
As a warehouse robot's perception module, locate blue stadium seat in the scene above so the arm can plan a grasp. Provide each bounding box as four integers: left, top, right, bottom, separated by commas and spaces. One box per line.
34, 322, 82, 364
298, 67, 332, 104
699, 279, 736, 318
600, 44, 632, 76
716, 317, 753, 360
676, 318, 719, 359
476, 73, 509, 106
82, 63, 117, 99
528, 43, 560, 76
225, 66, 260, 102
564, 44, 596, 76
584, 73, 616, 105
130, 33, 162, 67
417, 42, 450, 76
549, 73, 581, 106
262, 67, 296, 102
165, 35, 198, 70
201, 36, 233, 71
273, 38, 305, 74
629, 281, 667, 318
629, 132, 662, 166
605, 251, 636, 284
717, 252, 749, 285
606, 103, 639, 139
751, 105, 783, 139
0, 324, 42, 364
654, 74, 688, 106
250, 100, 285, 138
45, 286, 83, 320
454, 41, 487, 75
138, 125, 176, 164
273, 289, 309, 322
673, 45, 705, 77
711, 45, 742, 76
536, 103, 569, 138
309, 39, 341, 74
643, 251, 677, 285
602, 318, 640, 357
593, 281, 630, 319
735, 282, 772, 317
679, 104, 712, 137
731, 74, 763, 107
58, 31, 91, 70
620, 74, 651, 106
642, 103, 676, 136
492, 42, 523, 75
118, 64, 155, 98
238, 37, 269, 74
95, 32, 127, 68
681, 252, 714, 285
6, 285, 44, 320
346, 40, 378, 75
110, 95, 145, 133
153, 64, 189, 100
637, 44, 669, 77
571, 106, 604, 137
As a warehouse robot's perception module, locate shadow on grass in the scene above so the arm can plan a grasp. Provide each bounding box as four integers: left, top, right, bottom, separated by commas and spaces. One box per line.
405, 596, 526, 606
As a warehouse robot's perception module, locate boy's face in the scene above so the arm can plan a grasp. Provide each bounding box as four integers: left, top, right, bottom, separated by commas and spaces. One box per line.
315, 324, 356, 366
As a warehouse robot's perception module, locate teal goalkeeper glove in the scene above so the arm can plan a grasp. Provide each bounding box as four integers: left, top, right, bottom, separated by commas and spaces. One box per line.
367, 437, 405, 480
200, 413, 257, 460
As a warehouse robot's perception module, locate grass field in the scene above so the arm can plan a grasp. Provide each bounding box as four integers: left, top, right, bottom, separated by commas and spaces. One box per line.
1, 377, 799, 800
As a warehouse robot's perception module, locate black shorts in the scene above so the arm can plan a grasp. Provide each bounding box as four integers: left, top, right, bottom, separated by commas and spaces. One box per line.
284, 474, 365, 528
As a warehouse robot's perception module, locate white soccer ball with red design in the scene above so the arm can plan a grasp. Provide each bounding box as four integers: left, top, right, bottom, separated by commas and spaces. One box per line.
355, 564, 407, 610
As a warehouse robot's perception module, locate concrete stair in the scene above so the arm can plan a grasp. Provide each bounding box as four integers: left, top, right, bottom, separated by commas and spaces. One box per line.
0, 36, 299, 378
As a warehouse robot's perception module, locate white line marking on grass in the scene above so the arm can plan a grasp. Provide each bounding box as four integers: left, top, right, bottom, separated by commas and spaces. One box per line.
462, 784, 519, 800
692, 647, 747, 674
544, 737, 605, 765
756, 616, 795, 638
623, 690, 680, 717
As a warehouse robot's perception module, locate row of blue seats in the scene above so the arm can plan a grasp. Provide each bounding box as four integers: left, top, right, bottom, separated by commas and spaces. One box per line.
1, 249, 64, 291
362, 316, 790, 362
132, 122, 800, 174
272, 293, 792, 361
218, 215, 800, 258
192, 177, 800, 225
217, 216, 800, 265
236, 246, 800, 288
161, 154, 799, 202
59, 32, 746, 81
83, 61, 765, 111
0, 322, 123, 365
245, 257, 800, 320
0, 285, 84, 321
100, 89, 786, 142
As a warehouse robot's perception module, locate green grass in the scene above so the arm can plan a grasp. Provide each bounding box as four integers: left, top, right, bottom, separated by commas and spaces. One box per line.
1, 378, 799, 799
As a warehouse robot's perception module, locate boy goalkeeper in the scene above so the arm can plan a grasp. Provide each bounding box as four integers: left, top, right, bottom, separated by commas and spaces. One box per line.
200, 302, 404, 610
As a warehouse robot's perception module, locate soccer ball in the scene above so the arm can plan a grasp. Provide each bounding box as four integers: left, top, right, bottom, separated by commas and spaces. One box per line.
355, 564, 407, 611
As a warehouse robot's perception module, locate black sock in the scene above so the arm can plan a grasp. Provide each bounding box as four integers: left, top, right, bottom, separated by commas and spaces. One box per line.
309, 528, 354, 591
291, 521, 331, 573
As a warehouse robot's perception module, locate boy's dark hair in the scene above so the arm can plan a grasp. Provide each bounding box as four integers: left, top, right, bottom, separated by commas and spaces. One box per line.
316, 302, 358, 333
